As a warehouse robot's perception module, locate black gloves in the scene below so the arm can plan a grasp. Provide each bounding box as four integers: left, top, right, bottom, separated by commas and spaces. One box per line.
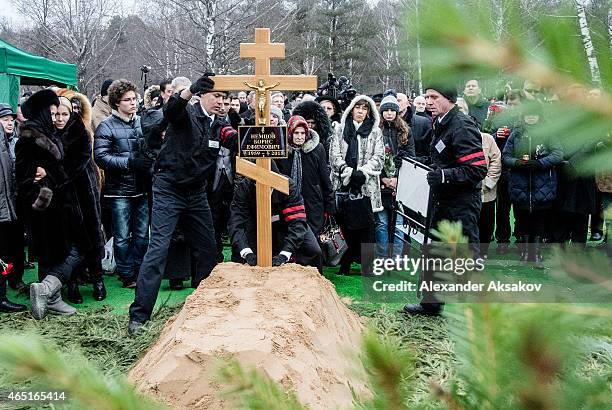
426, 168, 445, 187
394, 155, 404, 172
272, 254, 289, 267
129, 157, 154, 172
349, 170, 366, 190
244, 253, 257, 266
189, 75, 215, 95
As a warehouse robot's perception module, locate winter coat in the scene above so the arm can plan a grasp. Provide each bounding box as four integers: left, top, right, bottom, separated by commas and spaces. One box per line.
424, 106, 487, 201
465, 96, 489, 129
91, 96, 112, 131
59, 117, 105, 259
330, 95, 384, 212
481, 132, 502, 203
158, 95, 237, 188
15, 125, 88, 266
0, 128, 17, 223
502, 126, 564, 211
555, 142, 598, 215
94, 110, 146, 197
292, 101, 333, 158
276, 130, 334, 235
403, 111, 432, 157
229, 176, 309, 256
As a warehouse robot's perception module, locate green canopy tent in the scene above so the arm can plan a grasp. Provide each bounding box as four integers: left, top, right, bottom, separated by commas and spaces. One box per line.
0, 38, 78, 110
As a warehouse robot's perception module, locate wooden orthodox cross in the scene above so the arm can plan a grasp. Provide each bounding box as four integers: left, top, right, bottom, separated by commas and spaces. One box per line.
214, 28, 317, 266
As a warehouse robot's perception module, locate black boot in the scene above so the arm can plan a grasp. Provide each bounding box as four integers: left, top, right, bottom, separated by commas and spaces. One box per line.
66, 281, 83, 304
169, 279, 184, 290
519, 235, 530, 262
533, 236, 545, 269
402, 303, 444, 316
92, 276, 107, 301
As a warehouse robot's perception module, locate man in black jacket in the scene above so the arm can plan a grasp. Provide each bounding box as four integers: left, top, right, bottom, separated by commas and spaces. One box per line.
229, 166, 322, 272
94, 79, 150, 288
397, 92, 432, 157
128, 74, 238, 334
403, 85, 487, 316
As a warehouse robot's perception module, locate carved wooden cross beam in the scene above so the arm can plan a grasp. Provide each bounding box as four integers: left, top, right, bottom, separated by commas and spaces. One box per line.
213, 28, 317, 266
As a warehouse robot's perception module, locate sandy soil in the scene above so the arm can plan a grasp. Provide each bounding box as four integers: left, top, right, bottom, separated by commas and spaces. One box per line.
129, 262, 368, 409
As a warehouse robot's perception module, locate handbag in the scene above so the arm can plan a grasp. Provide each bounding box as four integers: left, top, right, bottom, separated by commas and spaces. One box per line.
335, 190, 374, 230
318, 216, 348, 266
101, 237, 116, 274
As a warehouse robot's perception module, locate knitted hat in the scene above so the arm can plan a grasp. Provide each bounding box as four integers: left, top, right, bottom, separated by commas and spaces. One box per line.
270, 105, 284, 122
100, 79, 113, 96
379, 94, 400, 113
425, 85, 457, 103
0, 103, 16, 119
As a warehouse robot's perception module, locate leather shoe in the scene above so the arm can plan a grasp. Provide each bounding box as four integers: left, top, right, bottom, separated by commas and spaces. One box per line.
66, 282, 83, 304
402, 303, 444, 316
169, 279, 184, 290
590, 232, 603, 242
92, 279, 107, 301
0, 298, 27, 313
121, 277, 137, 289
127, 320, 144, 337
9, 280, 28, 292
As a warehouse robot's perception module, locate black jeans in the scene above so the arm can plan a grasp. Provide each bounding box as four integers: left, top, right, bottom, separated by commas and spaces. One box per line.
129, 175, 217, 323
0, 221, 24, 286
513, 208, 547, 240
38, 245, 85, 284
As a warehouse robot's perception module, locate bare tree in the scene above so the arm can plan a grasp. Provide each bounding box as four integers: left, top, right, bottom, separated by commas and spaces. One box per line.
14, 0, 126, 93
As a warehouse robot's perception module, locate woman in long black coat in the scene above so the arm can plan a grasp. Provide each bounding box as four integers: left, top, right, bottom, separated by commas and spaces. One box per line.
54, 94, 106, 303
277, 115, 334, 237
16, 89, 88, 319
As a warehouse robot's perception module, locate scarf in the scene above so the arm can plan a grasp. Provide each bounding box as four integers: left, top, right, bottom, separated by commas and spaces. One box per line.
343, 115, 374, 169
25, 106, 56, 138
290, 148, 303, 195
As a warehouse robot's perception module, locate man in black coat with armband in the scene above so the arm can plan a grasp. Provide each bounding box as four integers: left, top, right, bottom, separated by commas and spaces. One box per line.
128, 74, 238, 335
228, 167, 322, 273
399, 85, 487, 316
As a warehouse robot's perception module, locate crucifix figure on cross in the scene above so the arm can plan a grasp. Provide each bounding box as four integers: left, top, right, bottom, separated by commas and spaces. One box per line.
214, 28, 317, 267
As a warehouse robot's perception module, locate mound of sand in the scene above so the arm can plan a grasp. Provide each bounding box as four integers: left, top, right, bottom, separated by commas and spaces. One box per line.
129, 263, 367, 409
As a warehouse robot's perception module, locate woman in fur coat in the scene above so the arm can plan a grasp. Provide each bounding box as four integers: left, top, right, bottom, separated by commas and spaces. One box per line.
329, 95, 384, 275
276, 115, 334, 237
292, 100, 334, 158
53, 94, 106, 303
15, 89, 88, 319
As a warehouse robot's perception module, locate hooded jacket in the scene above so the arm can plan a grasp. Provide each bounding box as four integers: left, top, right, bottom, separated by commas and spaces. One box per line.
330, 95, 385, 212
292, 101, 333, 157
276, 129, 334, 235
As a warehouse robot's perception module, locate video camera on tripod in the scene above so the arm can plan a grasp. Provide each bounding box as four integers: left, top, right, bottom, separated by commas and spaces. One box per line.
318, 72, 356, 105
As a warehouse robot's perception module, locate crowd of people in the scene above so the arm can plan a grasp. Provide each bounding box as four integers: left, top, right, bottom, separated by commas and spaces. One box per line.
0, 74, 610, 324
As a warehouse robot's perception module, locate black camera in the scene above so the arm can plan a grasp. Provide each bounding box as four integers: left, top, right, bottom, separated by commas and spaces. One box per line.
140, 65, 151, 73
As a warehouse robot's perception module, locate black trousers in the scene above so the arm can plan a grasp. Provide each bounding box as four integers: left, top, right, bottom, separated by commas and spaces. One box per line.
422, 192, 482, 305
495, 174, 513, 243
39, 245, 85, 284
479, 200, 496, 244
129, 174, 217, 323
513, 208, 547, 240
0, 220, 24, 286
291, 227, 323, 273
551, 211, 589, 244
208, 176, 234, 261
